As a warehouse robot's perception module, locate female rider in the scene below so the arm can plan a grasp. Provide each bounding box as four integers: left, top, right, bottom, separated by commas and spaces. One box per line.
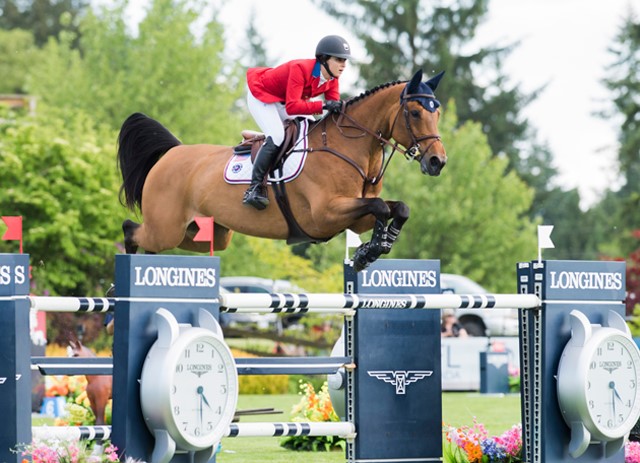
243, 35, 351, 210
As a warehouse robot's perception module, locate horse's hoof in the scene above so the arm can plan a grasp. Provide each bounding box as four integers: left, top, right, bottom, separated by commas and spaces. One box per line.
352, 244, 374, 272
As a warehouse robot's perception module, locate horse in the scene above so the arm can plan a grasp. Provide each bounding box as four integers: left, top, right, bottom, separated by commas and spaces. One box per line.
68, 339, 113, 425
116, 69, 447, 271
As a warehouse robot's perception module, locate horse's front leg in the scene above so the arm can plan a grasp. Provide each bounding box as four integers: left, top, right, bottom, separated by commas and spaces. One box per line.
381, 200, 410, 254
349, 199, 391, 272
351, 200, 410, 271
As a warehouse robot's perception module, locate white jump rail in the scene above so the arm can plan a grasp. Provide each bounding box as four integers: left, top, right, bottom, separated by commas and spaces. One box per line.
219, 292, 542, 312
32, 422, 356, 440
26, 293, 542, 314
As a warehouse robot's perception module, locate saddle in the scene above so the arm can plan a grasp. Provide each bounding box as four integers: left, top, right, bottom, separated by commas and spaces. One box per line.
233, 119, 301, 167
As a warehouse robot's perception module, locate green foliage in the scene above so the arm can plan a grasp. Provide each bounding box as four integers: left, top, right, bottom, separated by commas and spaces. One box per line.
0, 111, 125, 295
0, 0, 88, 47
26, 0, 247, 143
598, 11, 640, 256
239, 374, 289, 395
280, 381, 345, 452
220, 236, 343, 293
629, 305, 640, 338
0, 28, 41, 93
383, 104, 537, 292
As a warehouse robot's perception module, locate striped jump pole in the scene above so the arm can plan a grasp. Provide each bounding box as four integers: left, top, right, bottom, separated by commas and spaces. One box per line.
27, 293, 541, 314
32, 425, 112, 441
33, 422, 356, 441
219, 292, 541, 312
29, 296, 114, 313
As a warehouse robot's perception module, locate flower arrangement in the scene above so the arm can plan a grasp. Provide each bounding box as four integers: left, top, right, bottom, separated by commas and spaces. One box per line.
443, 420, 522, 462
44, 375, 112, 426
17, 437, 119, 463
444, 420, 640, 463
627, 441, 640, 463
280, 380, 345, 452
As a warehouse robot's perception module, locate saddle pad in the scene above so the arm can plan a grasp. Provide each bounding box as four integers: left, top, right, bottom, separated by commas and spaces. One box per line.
224, 119, 310, 184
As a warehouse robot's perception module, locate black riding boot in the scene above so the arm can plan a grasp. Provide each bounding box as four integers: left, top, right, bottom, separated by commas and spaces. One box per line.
243, 136, 279, 210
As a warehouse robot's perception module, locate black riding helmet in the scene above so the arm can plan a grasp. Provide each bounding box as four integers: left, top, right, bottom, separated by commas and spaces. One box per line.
315, 35, 351, 60
316, 35, 351, 79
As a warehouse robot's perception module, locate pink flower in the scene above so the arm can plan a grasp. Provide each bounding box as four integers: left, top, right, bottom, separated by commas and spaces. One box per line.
627, 441, 640, 463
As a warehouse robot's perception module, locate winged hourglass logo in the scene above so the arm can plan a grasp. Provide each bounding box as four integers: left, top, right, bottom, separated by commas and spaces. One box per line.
367, 370, 433, 395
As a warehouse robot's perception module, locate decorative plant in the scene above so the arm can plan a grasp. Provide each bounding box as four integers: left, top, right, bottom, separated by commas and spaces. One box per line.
280, 380, 345, 452
443, 420, 522, 462
627, 441, 640, 463
17, 438, 119, 463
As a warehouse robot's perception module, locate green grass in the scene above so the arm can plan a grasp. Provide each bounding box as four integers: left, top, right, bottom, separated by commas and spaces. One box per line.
32, 393, 522, 462
216, 392, 522, 462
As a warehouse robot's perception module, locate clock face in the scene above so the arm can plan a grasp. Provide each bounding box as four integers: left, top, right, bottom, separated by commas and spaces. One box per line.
585, 334, 640, 438
170, 335, 236, 447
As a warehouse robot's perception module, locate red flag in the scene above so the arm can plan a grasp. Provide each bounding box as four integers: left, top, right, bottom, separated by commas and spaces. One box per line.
2, 216, 23, 253
193, 216, 214, 256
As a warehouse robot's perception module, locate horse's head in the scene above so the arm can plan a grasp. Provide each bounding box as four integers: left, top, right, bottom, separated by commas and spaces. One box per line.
68, 338, 96, 358
395, 69, 447, 176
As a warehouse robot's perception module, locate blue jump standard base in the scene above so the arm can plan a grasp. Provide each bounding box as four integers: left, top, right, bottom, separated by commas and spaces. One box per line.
518, 259, 627, 463
0, 253, 629, 463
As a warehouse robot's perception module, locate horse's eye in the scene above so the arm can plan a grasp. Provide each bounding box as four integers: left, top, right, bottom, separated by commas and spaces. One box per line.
410, 110, 421, 118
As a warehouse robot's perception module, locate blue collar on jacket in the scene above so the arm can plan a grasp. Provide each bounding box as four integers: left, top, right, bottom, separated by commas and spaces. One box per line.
312, 60, 321, 78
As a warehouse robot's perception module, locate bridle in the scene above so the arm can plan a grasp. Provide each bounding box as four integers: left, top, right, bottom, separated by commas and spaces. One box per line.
303, 88, 444, 190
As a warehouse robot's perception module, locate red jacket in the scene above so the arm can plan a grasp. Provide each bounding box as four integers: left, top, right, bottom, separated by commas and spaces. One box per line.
247, 59, 340, 115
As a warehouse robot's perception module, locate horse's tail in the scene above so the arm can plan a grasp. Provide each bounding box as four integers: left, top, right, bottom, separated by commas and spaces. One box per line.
117, 113, 182, 211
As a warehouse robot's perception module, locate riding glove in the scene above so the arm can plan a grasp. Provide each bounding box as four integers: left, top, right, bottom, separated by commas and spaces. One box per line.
323, 100, 343, 113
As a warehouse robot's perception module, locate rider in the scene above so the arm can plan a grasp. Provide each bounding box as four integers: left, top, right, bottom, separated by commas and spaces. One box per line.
243, 35, 351, 210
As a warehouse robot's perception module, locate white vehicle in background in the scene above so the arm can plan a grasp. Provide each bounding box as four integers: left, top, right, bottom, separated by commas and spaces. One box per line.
440, 273, 519, 337
219, 276, 305, 332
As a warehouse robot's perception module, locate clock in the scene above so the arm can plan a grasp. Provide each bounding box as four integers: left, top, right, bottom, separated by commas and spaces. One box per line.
557, 309, 640, 458
140, 307, 238, 463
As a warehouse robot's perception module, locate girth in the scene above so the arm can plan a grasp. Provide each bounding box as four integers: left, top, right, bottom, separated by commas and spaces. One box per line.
234, 119, 333, 245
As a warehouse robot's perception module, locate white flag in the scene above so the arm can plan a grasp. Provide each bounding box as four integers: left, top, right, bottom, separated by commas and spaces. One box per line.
346, 229, 362, 248
538, 225, 554, 249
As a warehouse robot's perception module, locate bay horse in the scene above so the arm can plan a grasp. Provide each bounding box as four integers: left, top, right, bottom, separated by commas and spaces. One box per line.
117, 69, 447, 271
68, 339, 112, 425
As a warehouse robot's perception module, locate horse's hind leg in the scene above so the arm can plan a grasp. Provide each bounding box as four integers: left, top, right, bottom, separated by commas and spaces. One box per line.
123, 219, 140, 254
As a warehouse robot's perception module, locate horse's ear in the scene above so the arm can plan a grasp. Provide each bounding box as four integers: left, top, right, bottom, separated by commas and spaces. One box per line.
406, 69, 424, 94
426, 71, 445, 92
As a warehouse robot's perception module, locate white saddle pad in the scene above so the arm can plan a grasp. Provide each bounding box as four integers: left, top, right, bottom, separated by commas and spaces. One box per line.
224, 119, 310, 184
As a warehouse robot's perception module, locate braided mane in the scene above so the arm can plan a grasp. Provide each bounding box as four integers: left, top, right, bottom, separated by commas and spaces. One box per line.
346, 80, 406, 106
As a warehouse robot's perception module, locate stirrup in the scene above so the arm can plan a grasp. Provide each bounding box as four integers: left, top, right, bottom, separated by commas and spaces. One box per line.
243, 184, 269, 210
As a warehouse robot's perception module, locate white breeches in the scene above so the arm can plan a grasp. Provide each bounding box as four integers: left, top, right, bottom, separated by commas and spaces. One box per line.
246, 89, 289, 146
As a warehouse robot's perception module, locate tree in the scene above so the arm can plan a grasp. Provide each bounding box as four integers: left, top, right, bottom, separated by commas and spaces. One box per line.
25, 0, 246, 143
0, 110, 125, 296
0, 0, 87, 46
598, 9, 640, 255
0, 28, 40, 93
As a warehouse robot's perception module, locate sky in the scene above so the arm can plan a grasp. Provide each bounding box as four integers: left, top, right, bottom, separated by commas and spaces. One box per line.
213, 0, 635, 210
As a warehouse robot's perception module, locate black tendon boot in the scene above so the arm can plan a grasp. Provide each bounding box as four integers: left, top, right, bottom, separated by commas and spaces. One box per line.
243, 136, 279, 210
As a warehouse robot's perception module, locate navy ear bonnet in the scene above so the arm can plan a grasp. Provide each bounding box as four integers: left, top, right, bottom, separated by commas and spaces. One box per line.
401, 69, 444, 113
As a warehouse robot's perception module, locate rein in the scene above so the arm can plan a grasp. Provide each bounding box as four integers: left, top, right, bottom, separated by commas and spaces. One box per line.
301, 93, 442, 192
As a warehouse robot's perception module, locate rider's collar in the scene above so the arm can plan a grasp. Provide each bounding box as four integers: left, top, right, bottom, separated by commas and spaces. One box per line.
312, 60, 322, 78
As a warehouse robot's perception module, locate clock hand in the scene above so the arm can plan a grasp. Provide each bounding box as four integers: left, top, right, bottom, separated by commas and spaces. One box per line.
610, 381, 624, 402
198, 390, 203, 427
197, 385, 212, 409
